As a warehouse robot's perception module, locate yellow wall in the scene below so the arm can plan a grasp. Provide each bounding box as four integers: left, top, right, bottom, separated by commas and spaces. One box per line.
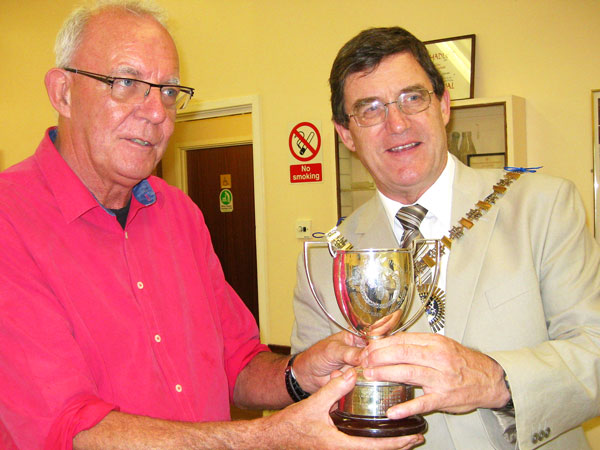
2, 0, 600, 442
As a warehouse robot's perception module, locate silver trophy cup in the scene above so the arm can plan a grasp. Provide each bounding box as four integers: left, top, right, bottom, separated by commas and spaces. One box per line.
304, 239, 441, 437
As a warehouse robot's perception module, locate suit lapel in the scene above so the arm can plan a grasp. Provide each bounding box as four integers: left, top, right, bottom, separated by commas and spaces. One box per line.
446, 160, 500, 341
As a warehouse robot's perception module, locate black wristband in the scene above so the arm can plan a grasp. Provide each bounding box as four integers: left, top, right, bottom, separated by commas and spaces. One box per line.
284, 354, 310, 402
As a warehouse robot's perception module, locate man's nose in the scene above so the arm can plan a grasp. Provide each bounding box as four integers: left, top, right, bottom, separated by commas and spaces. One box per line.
384, 101, 411, 132
137, 86, 169, 123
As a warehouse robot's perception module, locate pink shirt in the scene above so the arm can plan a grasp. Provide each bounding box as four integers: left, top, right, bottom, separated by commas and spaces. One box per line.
0, 128, 268, 449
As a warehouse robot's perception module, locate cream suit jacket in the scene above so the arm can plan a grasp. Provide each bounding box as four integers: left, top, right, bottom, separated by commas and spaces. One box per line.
291, 156, 600, 449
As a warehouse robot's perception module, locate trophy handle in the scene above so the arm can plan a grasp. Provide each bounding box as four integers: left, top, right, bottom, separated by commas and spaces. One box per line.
303, 241, 363, 338
388, 239, 442, 336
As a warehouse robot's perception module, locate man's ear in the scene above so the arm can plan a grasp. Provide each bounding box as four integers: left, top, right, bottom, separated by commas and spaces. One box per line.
333, 121, 356, 152
44, 68, 72, 118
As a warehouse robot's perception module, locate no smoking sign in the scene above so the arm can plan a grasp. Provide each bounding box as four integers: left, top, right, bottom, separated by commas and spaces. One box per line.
289, 121, 323, 183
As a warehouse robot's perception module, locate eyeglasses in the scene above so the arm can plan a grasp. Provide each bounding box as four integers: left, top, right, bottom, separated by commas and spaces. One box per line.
64, 68, 195, 110
348, 89, 434, 127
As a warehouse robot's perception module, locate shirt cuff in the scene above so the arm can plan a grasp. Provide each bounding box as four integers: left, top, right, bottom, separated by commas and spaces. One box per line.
45, 394, 119, 450
491, 407, 517, 444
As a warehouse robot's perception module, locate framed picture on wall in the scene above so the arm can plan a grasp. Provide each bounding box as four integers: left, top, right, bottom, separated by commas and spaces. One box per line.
424, 34, 475, 101
593, 89, 600, 242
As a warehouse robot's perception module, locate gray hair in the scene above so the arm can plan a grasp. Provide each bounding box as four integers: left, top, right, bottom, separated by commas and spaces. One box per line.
54, 0, 168, 68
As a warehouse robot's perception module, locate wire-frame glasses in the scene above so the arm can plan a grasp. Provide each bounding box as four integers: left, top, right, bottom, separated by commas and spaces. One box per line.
64, 68, 195, 110
349, 89, 434, 127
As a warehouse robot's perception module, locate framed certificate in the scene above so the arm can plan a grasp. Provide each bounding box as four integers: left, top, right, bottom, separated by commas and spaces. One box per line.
425, 35, 475, 100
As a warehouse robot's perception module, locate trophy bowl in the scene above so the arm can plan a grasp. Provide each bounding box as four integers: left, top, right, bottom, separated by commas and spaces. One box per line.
304, 241, 441, 437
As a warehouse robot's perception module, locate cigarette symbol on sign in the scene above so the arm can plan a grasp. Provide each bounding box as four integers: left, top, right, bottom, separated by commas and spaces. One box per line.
289, 122, 321, 162
295, 131, 315, 155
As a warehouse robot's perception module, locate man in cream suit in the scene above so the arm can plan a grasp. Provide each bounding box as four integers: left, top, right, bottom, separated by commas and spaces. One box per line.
291, 27, 600, 449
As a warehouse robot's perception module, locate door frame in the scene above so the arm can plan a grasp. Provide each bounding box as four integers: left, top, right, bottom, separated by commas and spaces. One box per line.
175, 95, 270, 342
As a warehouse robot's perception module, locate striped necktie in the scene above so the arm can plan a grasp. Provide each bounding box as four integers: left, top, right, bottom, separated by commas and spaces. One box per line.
396, 204, 428, 248
396, 204, 445, 333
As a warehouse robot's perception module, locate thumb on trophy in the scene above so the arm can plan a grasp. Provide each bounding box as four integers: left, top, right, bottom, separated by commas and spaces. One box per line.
310, 368, 357, 412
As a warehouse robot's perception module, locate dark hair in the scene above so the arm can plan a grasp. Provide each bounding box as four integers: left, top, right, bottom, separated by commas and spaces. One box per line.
329, 27, 445, 127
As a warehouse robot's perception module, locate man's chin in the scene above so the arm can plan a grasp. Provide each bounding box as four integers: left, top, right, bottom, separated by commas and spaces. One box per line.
115, 166, 155, 185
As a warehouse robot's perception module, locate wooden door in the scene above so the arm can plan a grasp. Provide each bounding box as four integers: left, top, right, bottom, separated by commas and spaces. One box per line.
186, 145, 259, 324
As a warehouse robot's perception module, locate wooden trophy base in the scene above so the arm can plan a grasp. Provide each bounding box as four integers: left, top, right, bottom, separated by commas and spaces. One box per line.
330, 410, 427, 438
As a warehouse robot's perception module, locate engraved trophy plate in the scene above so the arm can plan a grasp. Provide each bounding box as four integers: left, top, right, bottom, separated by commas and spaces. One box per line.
304, 241, 441, 437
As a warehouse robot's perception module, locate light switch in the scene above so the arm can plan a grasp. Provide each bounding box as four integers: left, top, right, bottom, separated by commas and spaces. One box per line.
295, 220, 312, 239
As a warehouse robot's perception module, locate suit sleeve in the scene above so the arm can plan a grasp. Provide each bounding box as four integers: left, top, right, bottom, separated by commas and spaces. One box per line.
488, 178, 600, 449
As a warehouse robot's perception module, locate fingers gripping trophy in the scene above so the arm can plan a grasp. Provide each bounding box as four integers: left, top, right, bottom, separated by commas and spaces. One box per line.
304, 233, 442, 438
